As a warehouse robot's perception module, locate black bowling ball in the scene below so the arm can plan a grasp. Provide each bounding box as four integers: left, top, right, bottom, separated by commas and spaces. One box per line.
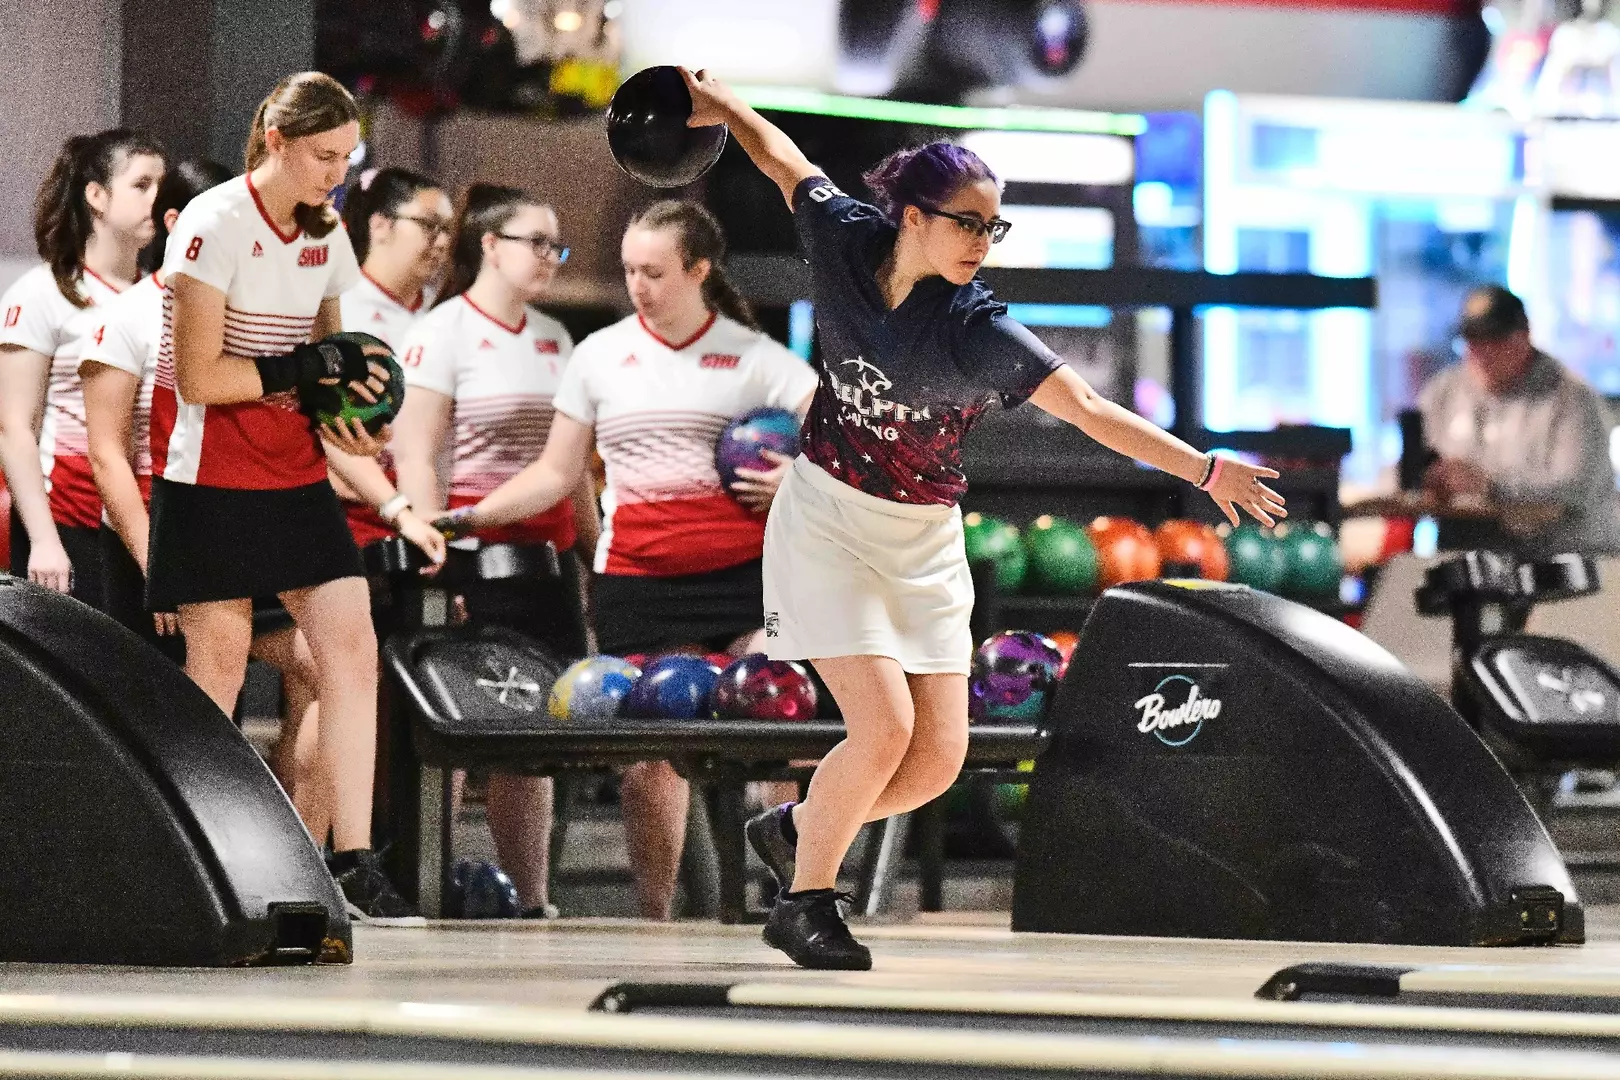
605, 66, 728, 188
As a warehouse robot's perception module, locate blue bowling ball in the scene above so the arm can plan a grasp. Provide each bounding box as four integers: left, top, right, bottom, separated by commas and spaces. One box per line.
448, 859, 522, 919
625, 654, 722, 719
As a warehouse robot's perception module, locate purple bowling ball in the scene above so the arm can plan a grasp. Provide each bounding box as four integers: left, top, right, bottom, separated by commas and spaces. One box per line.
716, 407, 801, 493
969, 630, 1064, 723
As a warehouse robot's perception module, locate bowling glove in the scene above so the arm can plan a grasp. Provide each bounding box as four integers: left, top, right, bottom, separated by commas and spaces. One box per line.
254, 336, 373, 399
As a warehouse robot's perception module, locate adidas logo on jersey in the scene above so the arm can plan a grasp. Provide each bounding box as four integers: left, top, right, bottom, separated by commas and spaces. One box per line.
479, 339, 496, 350
372, 311, 385, 322
251, 242, 264, 258
621, 354, 639, 367
700, 353, 740, 370
535, 340, 560, 354
297, 245, 329, 268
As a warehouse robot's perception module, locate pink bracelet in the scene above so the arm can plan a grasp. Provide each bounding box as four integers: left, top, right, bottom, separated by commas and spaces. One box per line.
1198, 455, 1226, 492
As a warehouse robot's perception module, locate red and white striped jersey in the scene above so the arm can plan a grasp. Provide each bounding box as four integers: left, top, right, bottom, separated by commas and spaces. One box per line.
553, 313, 817, 577
399, 294, 575, 548
0, 263, 124, 529
338, 272, 423, 547
154, 174, 360, 489
77, 273, 163, 501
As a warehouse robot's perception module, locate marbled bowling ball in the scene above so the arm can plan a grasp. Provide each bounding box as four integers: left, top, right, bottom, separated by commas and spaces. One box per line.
969, 630, 1064, 723
716, 407, 801, 493
711, 653, 818, 721
548, 655, 641, 722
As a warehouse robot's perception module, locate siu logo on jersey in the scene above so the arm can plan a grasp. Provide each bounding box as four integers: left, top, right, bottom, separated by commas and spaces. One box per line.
535, 340, 560, 355
297, 245, 329, 268
700, 353, 740, 370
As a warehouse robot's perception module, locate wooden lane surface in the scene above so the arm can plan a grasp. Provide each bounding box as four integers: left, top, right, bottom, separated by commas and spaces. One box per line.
0, 908, 1615, 1011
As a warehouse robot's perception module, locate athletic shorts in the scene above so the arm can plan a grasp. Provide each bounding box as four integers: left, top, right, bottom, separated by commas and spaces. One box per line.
761, 456, 973, 675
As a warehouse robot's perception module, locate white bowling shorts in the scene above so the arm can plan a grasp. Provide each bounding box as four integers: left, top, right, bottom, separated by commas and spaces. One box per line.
762, 456, 973, 675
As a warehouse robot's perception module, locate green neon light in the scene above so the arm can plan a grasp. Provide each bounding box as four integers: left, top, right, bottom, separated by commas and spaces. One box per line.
733, 85, 1146, 137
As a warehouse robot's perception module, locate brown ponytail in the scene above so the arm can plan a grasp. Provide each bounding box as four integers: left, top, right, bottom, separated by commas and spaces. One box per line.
628, 200, 758, 330
35, 129, 165, 307
245, 72, 359, 239
435, 184, 545, 307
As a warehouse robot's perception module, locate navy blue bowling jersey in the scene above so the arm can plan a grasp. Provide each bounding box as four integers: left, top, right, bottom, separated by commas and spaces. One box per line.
792, 176, 1063, 506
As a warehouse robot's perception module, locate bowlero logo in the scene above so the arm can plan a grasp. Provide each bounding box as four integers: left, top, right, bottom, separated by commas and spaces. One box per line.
1128, 662, 1227, 747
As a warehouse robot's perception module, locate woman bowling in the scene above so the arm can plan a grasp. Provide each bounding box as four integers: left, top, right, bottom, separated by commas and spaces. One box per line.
670, 67, 1288, 969
433, 199, 817, 919
154, 72, 442, 916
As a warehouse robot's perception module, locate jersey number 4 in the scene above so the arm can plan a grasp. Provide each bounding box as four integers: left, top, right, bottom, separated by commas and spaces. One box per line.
185, 237, 203, 261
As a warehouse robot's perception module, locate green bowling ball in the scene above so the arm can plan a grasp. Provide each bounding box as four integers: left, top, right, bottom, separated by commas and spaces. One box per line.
1023, 514, 1098, 595
964, 512, 1026, 592
1223, 522, 1288, 593
991, 539, 1028, 592
1279, 521, 1344, 600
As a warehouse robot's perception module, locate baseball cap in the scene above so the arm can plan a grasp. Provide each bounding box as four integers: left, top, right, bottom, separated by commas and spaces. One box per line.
1457, 285, 1529, 343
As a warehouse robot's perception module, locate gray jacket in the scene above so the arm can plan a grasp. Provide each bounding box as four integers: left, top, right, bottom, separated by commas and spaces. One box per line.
1418, 350, 1620, 557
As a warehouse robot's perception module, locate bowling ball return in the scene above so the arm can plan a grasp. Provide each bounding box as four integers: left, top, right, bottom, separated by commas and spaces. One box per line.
0, 576, 349, 965
1012, 578, 1582, 946
369, 538, 1047, 922
1417, 549, 1620, 803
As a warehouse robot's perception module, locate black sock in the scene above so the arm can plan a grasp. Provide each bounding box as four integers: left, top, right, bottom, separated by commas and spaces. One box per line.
782, 887, 835, 900
778, 802, 798, 844
326, 849, 368, 874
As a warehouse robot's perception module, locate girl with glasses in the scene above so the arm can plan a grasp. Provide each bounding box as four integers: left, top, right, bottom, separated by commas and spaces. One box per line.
672, 67, 1289, 970
388, 183, 592, 919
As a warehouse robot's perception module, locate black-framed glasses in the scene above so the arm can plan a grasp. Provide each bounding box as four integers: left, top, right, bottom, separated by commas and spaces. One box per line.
497, 233, 571, 263
915, 203, 1011, 243
388, 213, 454, 239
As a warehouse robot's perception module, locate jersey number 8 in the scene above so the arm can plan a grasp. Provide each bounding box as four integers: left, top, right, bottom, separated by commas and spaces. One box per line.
185, 237, 203, 261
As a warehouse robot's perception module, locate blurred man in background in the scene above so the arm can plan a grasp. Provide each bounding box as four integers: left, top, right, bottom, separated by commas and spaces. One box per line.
1419, 284, 1620, 557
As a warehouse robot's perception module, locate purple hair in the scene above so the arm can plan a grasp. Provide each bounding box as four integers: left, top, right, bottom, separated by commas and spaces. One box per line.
861, 142, 1000, 226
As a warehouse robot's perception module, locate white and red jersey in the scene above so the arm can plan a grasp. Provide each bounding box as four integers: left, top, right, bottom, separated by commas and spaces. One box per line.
77, 273, 164, 504
554, 313, 817, 577
0, 263, 125, 528
400, 294, 575, 548
154, 174, 360, 489
340, 270, 424, 351
338, 272, 424, 547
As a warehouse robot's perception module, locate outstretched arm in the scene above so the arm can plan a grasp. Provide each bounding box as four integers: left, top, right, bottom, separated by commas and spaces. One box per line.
448, 414, 595, 534
1029, 366, 1287, 527
680, 68, 821, 207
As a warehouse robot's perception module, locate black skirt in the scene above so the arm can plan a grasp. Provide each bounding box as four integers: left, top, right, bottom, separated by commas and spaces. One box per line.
99, 524, 185, 666
10, 506, 104, 610
592, 558, 763, 657
147, 477, 363, 610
